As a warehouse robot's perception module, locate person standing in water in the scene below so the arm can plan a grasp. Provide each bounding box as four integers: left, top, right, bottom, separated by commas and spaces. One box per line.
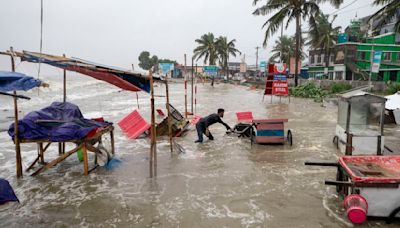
195, 108, 231, 143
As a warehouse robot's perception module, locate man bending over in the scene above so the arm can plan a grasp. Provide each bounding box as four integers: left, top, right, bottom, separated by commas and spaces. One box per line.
195, 108, 231, 143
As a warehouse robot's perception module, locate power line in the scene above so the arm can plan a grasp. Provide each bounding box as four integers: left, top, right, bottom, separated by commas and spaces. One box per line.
332, 0, 360, 15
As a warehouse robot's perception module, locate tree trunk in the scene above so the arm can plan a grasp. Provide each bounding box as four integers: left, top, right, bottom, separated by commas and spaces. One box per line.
226, 57, 229, 81
325, 49, 331, 79
294, 14, 301, 87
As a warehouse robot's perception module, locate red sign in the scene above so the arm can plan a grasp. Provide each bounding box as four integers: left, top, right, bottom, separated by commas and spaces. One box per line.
273, 63, 287, 74
272, 80, 289, 95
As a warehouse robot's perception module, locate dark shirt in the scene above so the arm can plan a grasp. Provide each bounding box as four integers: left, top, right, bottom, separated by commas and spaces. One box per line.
199, 113, 230, 129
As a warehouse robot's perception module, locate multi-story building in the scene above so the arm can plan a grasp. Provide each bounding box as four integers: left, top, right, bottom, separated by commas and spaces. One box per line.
308, 17, 400, 81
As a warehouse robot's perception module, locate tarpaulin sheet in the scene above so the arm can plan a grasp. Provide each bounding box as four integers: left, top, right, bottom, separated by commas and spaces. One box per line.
8, 102, 112, 142
20, 51, 154, 93
0, 179, 19, 205
0, 71, 41, 92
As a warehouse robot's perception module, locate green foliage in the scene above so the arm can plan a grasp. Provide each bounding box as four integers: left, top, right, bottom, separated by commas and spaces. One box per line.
330, 82, 352, 94
193, 33, 218, 65
289, 83, 329, 102
138, 51, 158, 70
193, 33, 240, 69
159, 59, 177, 64
269, 35, 306, 64
386, 82, 400, 95
369, 0, 400, 34
138, 51, 177, 70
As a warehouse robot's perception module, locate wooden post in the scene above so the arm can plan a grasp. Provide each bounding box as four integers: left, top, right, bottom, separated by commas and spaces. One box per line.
63, 54, 67, 102
149, 70, 157, 177
191, 58, 194, 114
345, 102, 352, 155
166, 73, 173, 154
184, 54, 187, 118
378, 102, 385, 155
10, 47, 23, 178
82, 143, 88, 176
136, 92, 140, 109
110, 130, 115, 155
39, 143, 45, 164
195, 64, 198, 114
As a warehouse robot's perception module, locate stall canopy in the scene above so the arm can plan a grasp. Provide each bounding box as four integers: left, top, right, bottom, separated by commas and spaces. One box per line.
18, 51, 155, 93
0, 71, 42, 92
385, 92, 400, 110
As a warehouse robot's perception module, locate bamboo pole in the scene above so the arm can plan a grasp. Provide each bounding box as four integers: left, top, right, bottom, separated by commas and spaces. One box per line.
191, 58, 194, 114
136, 93, 140, 109
149, 70, 157, 177
166, 72, 173, 154
184, 54, 187, 118
195, 64, 197, 114
10, 47, 23, 178
63, 54, 67, 102
61, 54, 67, 155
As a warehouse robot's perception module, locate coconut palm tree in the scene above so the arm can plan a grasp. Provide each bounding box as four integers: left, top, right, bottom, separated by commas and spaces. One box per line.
308, 14, 341, 72
369, 0, 400, 33
252, 0, 343, 86
193, 33, 218, 65
269, 35, 306, 64
216, 36, 241, 80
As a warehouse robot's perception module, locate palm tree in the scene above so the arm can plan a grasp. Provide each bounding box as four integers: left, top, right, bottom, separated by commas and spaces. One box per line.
252, 0, 343, 86
216, 36, 241, 80
193, 33, 218, 65
308, 14, 341, 73
368, 0, 400, 33
269, 35, 306, 64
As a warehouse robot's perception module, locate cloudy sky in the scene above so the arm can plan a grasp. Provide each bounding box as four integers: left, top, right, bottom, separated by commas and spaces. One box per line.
0, 0, 381, 74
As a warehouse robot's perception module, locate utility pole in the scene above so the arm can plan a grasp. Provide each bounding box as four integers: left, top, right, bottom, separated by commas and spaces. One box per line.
255, 47, 260, 76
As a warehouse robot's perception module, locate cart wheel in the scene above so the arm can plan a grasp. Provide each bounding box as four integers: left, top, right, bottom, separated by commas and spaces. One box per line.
287, 130, 293, 146
333, 136, 339, 149
250, 126, 257, 147
387, 206, 400, 224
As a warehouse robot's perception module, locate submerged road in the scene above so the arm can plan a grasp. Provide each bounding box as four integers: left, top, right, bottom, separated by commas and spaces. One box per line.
0, 77, 399, 227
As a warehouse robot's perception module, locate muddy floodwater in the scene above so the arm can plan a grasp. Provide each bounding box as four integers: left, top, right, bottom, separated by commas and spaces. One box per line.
0, 76, 399, 227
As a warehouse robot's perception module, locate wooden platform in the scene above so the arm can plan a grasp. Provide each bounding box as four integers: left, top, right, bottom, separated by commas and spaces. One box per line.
19, 125, 115, 176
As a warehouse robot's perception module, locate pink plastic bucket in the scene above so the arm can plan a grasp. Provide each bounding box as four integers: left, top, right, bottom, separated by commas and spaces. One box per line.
344, 194, 368, 224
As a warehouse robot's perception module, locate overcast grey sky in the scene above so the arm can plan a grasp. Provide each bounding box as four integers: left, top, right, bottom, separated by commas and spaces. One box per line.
0, 0, 380, 73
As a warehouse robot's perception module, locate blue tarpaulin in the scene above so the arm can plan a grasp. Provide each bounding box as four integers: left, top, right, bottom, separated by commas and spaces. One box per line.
0, 71, 41, 92
0, 179, 19, 205
8, 102, 112, 142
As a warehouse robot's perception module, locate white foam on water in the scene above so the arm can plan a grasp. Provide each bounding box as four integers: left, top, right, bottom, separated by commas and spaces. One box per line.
322, 193, 354, 227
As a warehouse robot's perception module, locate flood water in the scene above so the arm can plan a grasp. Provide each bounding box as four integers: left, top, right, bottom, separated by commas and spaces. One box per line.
0, 75, 399, 227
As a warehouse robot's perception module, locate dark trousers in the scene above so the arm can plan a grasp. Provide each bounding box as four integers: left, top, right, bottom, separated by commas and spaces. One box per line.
196, 122, 213, 142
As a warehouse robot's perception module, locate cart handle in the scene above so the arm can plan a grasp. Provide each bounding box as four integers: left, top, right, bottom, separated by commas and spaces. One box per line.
304, 161, 338, 167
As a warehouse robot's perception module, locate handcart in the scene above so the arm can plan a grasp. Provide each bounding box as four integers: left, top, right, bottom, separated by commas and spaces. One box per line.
306, 155, 400, 224
232, 112, 292, 146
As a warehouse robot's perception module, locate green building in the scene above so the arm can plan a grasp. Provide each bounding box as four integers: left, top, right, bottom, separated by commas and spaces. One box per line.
308, 14, 400, 82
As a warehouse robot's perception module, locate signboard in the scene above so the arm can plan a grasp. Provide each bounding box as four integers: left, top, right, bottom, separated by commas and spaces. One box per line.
289, 57, 301, 74
159, 63, 174, 75
274, 63, 287, 74
371, 51, 382, 73
260, 61, 266, 72
272, 78, 289, 95
203, 65, 219, 75
240, 63, 247, 73
273, 75, 287, 81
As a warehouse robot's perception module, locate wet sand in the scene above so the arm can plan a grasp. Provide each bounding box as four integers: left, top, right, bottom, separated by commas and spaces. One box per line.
0, 77, 399, 227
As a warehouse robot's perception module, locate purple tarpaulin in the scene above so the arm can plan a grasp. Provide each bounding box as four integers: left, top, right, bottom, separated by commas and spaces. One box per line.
8, 102, 112, 142
0, 179, 19, 205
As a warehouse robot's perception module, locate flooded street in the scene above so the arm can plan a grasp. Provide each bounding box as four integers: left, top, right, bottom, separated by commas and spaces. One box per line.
0, 76, 399, 227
